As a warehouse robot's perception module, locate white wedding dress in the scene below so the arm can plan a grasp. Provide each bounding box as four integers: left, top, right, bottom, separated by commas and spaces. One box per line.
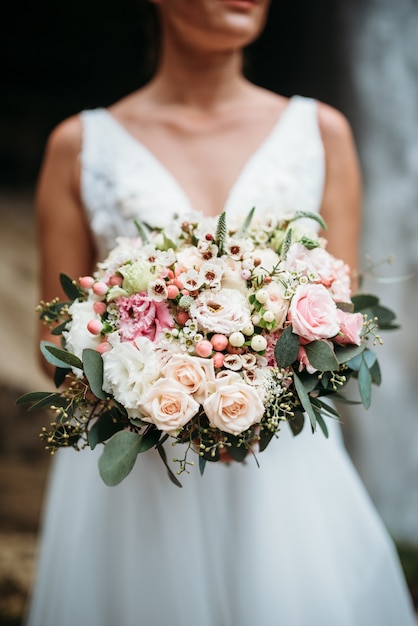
26, 96, 416, 626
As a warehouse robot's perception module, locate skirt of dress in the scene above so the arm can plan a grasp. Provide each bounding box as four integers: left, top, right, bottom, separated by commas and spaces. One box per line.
25, 418, 416, 626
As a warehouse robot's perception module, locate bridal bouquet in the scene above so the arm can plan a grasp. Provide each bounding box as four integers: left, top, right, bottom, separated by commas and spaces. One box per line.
18, 209, 396, 486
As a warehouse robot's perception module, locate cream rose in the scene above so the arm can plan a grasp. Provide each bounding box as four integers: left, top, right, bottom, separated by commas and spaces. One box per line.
264, 281, 289, 328
140, 379, 199, 435
289, 283, 340, 341
203, 377, 264, 435
189, 288, 251, 335
221, 258, 247, 293
162, 353, 215, 404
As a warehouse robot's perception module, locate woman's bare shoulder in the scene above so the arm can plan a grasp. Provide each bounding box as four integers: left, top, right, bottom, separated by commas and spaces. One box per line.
316, 101, 355, 149
44, 114, 83, 160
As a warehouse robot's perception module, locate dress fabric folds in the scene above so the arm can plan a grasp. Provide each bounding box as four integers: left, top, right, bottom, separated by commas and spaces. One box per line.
26, 97, 416, 626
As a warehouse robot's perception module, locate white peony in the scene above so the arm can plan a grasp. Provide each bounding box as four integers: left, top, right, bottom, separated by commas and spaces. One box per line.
189, 289, 251, 335
102, 334, 161, 413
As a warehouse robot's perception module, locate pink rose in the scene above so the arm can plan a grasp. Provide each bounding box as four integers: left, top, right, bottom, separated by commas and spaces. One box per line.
116, 293, 174, 342
289, 283, 340, 341
334, 310, 364, 346
297, 346, 317, 374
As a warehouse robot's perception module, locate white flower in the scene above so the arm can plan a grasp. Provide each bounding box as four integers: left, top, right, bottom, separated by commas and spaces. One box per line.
102, 334, 161, 411
198, 262, 223, 288
140, 379, 199, 435
180, 268, 203, 291
223, 354, 243, 371
162, 353, 215, 404
63, 301, 101, 372
221, 258, 248, 294
189, 288, 251, 335
203, 376, 264, 435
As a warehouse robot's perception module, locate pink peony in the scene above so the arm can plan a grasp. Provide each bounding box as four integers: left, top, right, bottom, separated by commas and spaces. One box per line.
289, 283, 340, 342
334, 310, 364, 346
116, 293, 174, 342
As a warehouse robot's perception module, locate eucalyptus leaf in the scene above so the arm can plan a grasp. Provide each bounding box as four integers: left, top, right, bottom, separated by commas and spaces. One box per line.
363, 349, 377, 369
334, 343, 365, 365
336, 301, 354, 313
345, 353, 363, 371
156, 444, 183, 488
138, 427, 161, 453
40, 341, 82, 370
274, 325, 300, 368
89, 410, 124, 450
369, 359, 382, 386
305, 340, 339, 372
358, 359, 372, 409
315, 413, 329, 438
51, 320, 69, 336
288, 411, 305, 436
83, 348, 107, 399
16, 391, 57, 406
226, 436, 248, 462
293, 371, 316, 431
297, 371, 320, 394
259, 426, 276, 451
54, 366, 69, 388
351, 293, 379, 311
98, 431, 144, 486
60, 273, 84, 300
199, 456, 207, 476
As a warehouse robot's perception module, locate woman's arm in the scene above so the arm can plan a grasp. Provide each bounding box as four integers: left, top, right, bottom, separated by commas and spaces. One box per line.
35, 115, 96, 375
318, 102, 362, 285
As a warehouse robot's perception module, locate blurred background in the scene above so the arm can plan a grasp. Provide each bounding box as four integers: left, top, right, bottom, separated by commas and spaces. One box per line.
1, 0, 417, 623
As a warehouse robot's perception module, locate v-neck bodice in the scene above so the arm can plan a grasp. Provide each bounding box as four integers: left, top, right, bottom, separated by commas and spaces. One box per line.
80, 96, 325, 260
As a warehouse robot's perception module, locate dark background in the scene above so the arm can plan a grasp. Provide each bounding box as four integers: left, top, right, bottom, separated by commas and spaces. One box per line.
1, 0, 354, 192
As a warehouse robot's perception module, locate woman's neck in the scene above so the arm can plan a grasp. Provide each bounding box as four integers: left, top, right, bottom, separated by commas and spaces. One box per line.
145, 39, 251, 112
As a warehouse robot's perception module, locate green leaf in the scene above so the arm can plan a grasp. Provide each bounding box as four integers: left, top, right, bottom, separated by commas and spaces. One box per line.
88, 410, 124, 450
236, 206, 255, 237
82, 348, 107, 399
351, 293, 379, 311
358, 358, 372, 409
369, 359, 382, 386
16, 391, 67, 411
362, 304, 398, 330
336, 301, 354, 313
156, 444, 183, 488
199, 456, 207, 476
134, 219, 151, 244
138, 427, 161, 453
288, 411, 305, 436
334, 343, 365, 365
305, 340, 339, 372
293, 371, 317, 431
315, 413, 329, 438
363, 349, 377, 369
60, 273, 84, 300
54, 367, 68, 388
98, 431, 144, 486
40, 341, 82, 370
281, 227, 293, 257
274, 325, 300, 368
291, 210, 327, 231
345, 353, 363, 371
215, 211, 227, 255
258, 426, 277, 451
297, 371, 321, 393
51, 320, 70, 336
226, 435, 248, 462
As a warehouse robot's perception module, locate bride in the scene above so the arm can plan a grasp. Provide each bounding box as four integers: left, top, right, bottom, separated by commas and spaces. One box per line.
27, 1, 416, 624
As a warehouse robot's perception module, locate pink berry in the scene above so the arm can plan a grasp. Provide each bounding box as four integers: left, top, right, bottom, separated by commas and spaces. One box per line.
196, 340, 213, 358
93, 281, 108, 297
93, 301, 107, 316
87, 319, 103, 335
79, 276, 95, 290
96, 342, 112, 354
177, 311, 190, 326
167, 285, 180, 299
212, 352, 224, 368
109, 274, 123, 286
173, 278, 184, 289
210, 334, 228, 351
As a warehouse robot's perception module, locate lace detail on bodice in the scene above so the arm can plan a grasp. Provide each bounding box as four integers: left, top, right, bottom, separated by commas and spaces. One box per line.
80, 96, 325, 260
